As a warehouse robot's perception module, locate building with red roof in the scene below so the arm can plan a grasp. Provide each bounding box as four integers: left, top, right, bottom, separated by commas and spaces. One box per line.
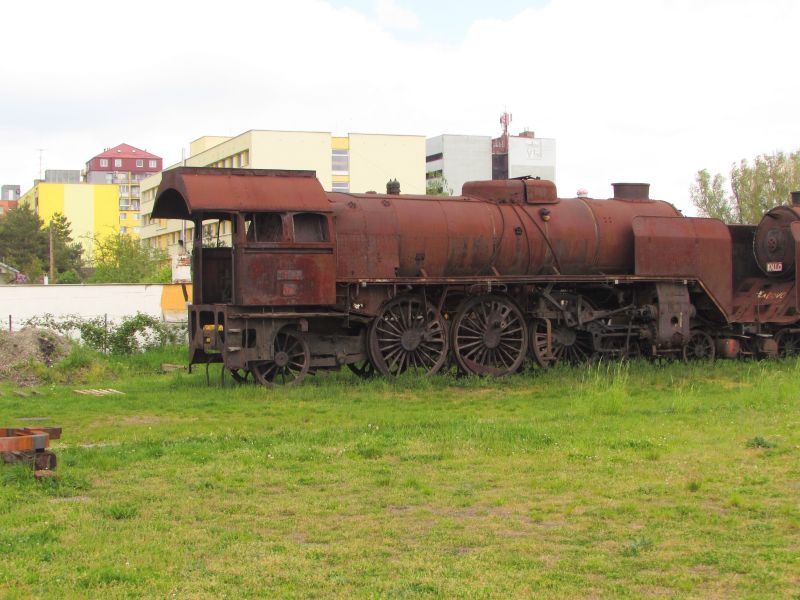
84, 143, 162, 235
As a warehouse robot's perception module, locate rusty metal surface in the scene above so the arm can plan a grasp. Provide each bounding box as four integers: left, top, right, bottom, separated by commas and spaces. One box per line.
329, 187, 679, 281
753, 205, 800, 277
237, 248, 336, 305
633, 216, 733, 318
730, 278, 797, 324
1, 427, 60, 471
153, 167, 330, 219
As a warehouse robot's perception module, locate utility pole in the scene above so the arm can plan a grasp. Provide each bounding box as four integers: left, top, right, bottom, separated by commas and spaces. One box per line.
49, 221, 55, 283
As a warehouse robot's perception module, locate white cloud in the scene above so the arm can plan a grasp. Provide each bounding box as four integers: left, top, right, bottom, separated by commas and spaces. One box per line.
375, 0, 421, 31
1, 0, 798, 214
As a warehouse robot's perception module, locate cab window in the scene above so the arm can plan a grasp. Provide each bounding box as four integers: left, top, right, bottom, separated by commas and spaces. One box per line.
293, 212, 329, 243
244, 212, 284, 242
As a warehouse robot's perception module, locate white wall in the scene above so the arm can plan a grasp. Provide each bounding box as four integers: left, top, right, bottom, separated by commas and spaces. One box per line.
1, 284, 188, 332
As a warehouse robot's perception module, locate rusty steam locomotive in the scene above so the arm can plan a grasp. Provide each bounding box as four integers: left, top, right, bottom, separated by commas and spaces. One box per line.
151, 167, 800, 386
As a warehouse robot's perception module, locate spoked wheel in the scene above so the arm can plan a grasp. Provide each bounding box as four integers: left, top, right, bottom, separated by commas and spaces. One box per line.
451, 294, 528, 376
683, 329, 715, 361
347, 360, 376, 379
251, 329, 311, 387
774, 329, 800, 357
228, 368, 253, 384
530, 318, 595, 368
368, 295, 449, 377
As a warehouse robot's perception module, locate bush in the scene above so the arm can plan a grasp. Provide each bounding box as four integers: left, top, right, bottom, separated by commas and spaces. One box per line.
24, 313, 186, 355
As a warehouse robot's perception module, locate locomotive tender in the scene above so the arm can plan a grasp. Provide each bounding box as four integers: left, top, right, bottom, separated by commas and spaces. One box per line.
151, 167, 800, 386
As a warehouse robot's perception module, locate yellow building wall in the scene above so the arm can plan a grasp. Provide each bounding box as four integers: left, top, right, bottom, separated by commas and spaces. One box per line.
348, 134, 426, 194
190, 136, 233, 156
92, 185, 122, 245
186, 132, 254, 169
35, 184, 66, 223
20, 183, 120, 256
249, 130, 333, 191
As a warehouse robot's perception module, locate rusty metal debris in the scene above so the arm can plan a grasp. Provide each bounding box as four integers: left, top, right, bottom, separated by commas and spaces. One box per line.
1, 427, 61, 476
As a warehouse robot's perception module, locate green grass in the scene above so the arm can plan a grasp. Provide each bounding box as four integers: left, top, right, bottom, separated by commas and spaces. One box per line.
1, 350, 799, 598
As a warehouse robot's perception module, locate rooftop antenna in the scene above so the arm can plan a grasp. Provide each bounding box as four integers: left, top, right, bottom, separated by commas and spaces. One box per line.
37, 148, 45, 180
500, 110, 512, 139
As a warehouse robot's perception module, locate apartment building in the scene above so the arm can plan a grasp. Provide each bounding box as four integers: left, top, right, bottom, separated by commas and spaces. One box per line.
85, 143, 163, 236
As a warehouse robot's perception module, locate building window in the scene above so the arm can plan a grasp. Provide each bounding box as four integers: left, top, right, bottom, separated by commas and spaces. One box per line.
149, 160, 157, 168
331, 182, 349, 193
114, 158, 122, 168
105, 173, 113, 183
100, 159, 109, 168
332, 150, 349, 174
120, 226, 127, 234
136, 159, 144, 168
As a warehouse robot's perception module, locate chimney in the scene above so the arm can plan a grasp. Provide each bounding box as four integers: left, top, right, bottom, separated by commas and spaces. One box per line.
612, 183, 650, 200
386, 179, 400, 195
791, 191, 800, 206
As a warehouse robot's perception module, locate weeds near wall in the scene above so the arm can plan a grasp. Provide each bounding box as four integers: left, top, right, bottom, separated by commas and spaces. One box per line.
24, 313, 186, 354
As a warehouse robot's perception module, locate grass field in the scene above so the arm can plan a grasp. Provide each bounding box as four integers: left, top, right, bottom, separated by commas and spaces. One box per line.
1, 349, 799, 598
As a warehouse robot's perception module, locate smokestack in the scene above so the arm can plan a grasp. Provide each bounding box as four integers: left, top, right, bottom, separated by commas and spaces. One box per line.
386, 179, 400, 195
791, 191, 800, 206
612, 183, 650, 200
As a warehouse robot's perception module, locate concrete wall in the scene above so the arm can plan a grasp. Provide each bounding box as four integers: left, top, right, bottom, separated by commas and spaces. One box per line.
1, 283, 192, 331
443, 135, 492, 195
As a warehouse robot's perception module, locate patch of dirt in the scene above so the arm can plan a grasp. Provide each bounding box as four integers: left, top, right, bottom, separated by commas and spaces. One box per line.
119, 415, 164, 426
0, 327, 71, 385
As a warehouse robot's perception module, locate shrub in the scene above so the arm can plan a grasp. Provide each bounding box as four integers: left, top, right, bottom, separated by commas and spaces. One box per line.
24, 313, 186, 355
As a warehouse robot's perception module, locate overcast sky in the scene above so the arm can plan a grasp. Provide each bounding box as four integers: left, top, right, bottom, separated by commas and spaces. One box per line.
2, 0, 798, 213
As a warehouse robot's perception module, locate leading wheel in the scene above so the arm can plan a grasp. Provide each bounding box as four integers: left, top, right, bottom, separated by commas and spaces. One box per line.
683, 329, 715, 361
368, 295, 449, 377
251, 329, 311, 387
451, 294, 528, 376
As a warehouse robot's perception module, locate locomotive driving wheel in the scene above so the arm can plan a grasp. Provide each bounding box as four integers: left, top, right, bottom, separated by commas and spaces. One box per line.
451, 294, 528, 376
682, 329, 715, 361
529, 318, 595, 368
774, 328, 800, 357
251, 329, 311, 387
368, 295, 449, 377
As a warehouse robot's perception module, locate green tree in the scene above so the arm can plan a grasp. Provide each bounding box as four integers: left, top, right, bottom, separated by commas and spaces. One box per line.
426, 174, 453, 196
690, 149, 800, 223
88, 233, 171, 283
0, 204, 48, 278
49, 212, 85, 282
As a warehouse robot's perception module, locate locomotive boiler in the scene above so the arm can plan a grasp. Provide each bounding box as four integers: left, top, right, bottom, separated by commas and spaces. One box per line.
151, 167, 800, 386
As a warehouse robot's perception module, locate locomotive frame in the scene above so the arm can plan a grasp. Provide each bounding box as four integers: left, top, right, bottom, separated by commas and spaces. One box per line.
151, 167, 800, 387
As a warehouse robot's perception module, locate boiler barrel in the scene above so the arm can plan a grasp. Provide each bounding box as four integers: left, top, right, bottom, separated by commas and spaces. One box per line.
330, 186, 681, 279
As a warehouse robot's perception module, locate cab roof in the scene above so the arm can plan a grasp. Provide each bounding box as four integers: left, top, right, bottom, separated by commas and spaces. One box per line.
152, 167, 331, 219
